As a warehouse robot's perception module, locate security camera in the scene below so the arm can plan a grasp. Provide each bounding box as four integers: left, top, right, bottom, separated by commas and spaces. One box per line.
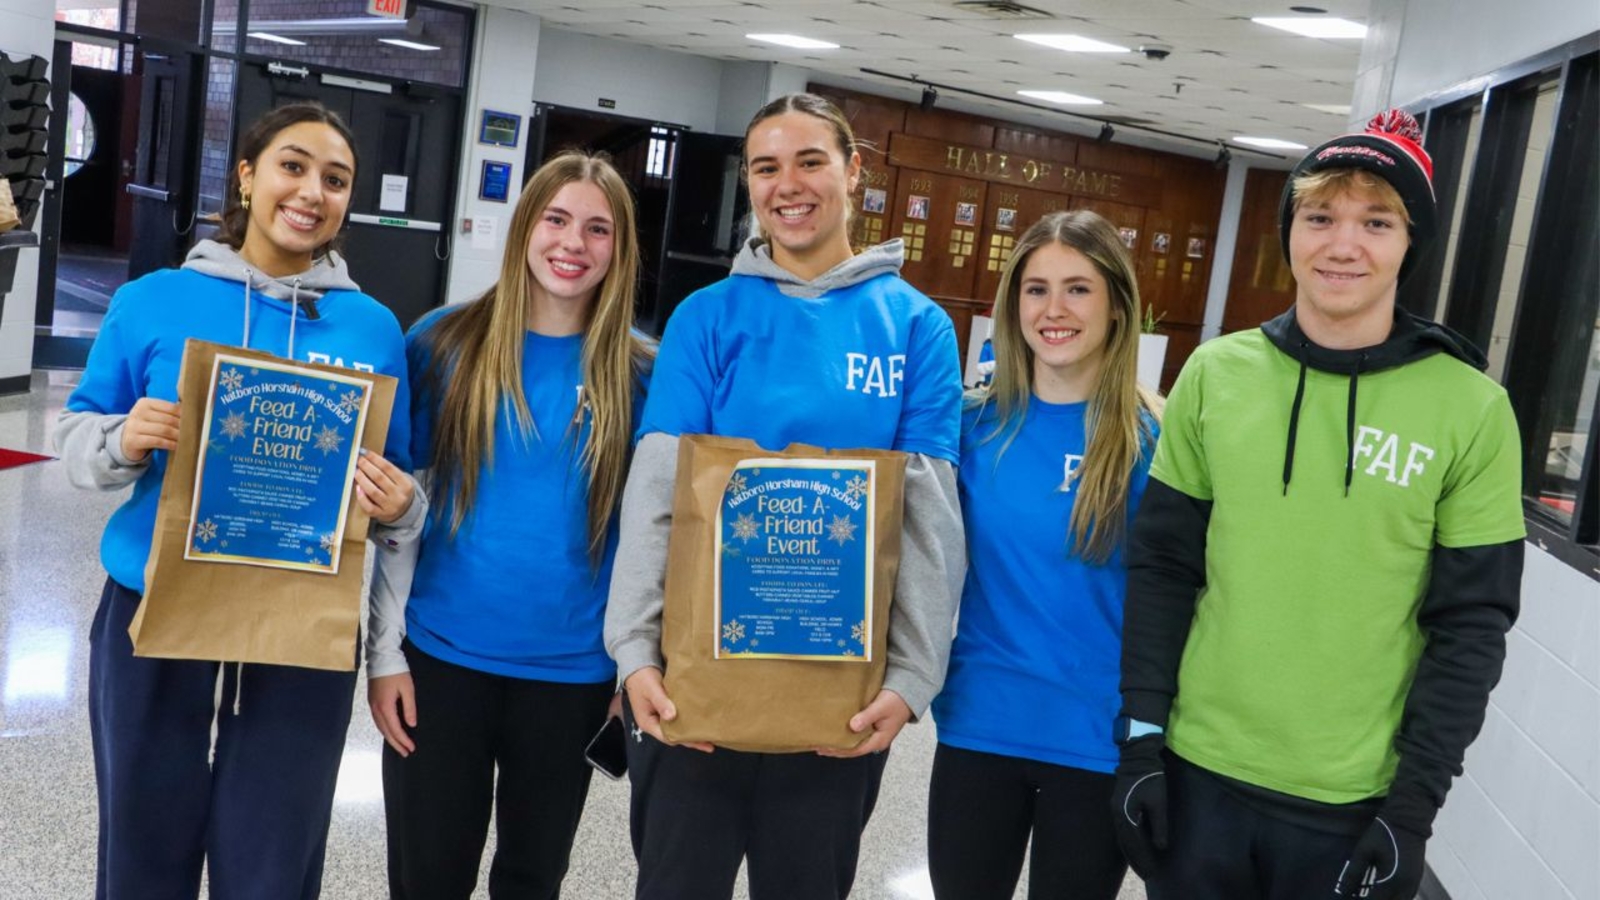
1139, 44, 1172, 61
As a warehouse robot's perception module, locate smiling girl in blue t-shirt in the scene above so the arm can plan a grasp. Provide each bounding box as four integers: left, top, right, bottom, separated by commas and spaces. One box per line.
364, 152, 653, 898
928, 210, 1161, 900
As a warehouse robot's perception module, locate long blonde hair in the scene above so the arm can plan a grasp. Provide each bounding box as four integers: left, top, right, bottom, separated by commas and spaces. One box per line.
419, 151, 653, 564
974, 209, 1162, 563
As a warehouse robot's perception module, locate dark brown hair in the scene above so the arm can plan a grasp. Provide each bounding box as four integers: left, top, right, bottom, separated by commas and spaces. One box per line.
214, 102, 360, 256
742, 93, 856, 172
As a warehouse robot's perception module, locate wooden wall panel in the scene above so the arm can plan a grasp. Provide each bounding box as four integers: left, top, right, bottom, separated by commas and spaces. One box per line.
973, 185, 1068, 307
890, 169, 987, 299
993, 126, 1079, 165
809, 84, 1238, 380
905, 106, 995, 148
1223, 168, 1296, 332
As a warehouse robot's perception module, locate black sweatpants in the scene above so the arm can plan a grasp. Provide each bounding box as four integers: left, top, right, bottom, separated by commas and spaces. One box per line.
90, 578, 355, 900
1145, 754, 1373, 900
382, 641, 614, 900
927, 743, 1127, 900
621, 692, 889, 900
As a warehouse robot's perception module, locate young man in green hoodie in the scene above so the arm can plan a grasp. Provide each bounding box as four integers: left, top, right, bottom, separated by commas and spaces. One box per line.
1113, 110, 1526, 900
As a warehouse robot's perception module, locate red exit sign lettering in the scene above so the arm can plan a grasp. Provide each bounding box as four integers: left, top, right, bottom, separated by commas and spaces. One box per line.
367, 0, 404, 19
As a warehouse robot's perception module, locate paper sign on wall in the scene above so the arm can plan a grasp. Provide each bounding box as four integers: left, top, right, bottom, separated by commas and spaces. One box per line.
379, 175, 408, 212
471, 216, 498, 250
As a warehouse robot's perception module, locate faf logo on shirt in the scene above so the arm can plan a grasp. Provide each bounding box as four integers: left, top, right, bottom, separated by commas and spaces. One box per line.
1352, 425, 1435, 487
1060, 453, 1084, 493
844, 353, 906, 398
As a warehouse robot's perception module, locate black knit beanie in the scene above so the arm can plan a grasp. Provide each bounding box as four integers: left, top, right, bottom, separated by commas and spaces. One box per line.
1279, 109, 1437, 282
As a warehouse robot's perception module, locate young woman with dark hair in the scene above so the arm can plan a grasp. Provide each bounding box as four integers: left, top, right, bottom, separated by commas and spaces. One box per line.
55, 101, 418, 898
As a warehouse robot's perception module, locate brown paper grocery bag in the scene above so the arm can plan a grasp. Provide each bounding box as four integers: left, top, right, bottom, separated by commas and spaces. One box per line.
129, 339, 396, 671
660, 434, 906, 753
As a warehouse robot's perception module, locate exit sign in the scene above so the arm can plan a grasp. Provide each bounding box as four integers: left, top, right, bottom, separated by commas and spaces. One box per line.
367, 0, 404, 19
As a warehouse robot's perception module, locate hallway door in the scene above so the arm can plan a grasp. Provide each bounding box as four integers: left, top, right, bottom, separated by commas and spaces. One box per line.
125, 42, 203, 282
236, 62, 462, 329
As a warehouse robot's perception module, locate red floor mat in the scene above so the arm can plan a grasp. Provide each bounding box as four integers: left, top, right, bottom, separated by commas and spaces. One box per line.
0, 448, 54, 471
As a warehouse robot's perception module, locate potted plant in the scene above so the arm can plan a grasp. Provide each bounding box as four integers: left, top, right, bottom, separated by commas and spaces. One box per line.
1137, 305, 1168, 389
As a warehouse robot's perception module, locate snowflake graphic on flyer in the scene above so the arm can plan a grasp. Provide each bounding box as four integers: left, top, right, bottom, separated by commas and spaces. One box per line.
827, 515, 858, 545
730, 512, 760, 542
313, 425, 345, 455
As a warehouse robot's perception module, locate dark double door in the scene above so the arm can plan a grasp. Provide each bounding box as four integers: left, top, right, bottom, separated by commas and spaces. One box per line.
233, 63, 462, 330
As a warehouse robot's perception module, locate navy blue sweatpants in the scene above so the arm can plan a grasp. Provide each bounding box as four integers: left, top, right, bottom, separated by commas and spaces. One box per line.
90, 577, 357, 900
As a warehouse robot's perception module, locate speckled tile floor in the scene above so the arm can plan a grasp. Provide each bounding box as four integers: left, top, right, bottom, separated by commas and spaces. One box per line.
0, 370, 1147, 900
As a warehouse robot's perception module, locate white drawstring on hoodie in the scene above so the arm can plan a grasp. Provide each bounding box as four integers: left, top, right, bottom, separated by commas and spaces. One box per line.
207, 269, 302, 767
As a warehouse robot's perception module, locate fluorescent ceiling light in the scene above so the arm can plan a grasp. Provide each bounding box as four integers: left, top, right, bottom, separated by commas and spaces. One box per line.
378, 37, 440, 51
1014, 33, 1129, 53
1019, 89, 1103, 106
1251, 16, 1367, 38
1304, 103, 1352, 115
1234, 136, 1310, 150
747, 33, 839, 50
248, 31, 308, 45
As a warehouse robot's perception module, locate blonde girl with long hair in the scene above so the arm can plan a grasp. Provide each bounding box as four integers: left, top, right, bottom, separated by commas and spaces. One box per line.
926, 210, 1161, 900
365, 151, 652, 898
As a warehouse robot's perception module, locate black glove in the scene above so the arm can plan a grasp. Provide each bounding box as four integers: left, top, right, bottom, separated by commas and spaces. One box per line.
1110, 733, 1168, 878
1333, 815, 1426, 899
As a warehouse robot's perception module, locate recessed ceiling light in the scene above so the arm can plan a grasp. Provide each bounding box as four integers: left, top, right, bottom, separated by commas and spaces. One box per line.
1252, 16, 1367, 38
1234, 136, 1310, 150
746, 33, 839, 50
1303, 102, 1352, 115
1289, 5, 1328, 12
378, 38, 441, 51
1019, 89, 1103, 106
248, 31, 307, 46
1014, 34, 1130, 53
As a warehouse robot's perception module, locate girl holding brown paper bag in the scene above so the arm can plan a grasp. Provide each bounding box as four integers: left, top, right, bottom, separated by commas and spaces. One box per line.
54, 103, 420, 899
603, 92, 966, 900
925, 211, 1161, 899
364, 151, 653, 898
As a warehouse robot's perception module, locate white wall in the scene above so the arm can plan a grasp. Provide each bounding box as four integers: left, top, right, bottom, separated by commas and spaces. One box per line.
531, 28, 724, 134
0, 0, 54, 385
1388, 0, 1599, 108
441, 5, 539, 306
1356, 6, 1600, 899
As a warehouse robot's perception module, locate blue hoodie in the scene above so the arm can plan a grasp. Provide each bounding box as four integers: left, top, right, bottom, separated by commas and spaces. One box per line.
56, 240, 412, 593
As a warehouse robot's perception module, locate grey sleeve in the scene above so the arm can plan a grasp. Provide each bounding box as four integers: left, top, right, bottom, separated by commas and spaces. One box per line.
882, 453, 965, 719
603, 432, 678, 682
364, 472, 430, 679
53, 409, 148, 490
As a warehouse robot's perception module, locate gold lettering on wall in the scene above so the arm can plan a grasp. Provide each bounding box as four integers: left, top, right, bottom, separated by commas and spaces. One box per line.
909, 176, 933, 193
888, 133, 1159, 207
958, 185, 981, 202
997, 190, 1019, 206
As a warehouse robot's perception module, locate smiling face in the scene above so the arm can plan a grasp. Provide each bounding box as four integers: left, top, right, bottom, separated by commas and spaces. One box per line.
744, 111, 861, 280
236, 121, 355, 278
1289, 184, 1410, 345
524, 179, 616, 321
1017, 241, 1115, 403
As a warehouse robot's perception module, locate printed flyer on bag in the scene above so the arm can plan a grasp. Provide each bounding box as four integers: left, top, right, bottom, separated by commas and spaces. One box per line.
184, 353, 373, 574
713, 458, 876, 662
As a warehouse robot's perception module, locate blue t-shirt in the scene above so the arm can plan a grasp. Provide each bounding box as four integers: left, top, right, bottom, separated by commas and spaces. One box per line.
403, 308, 627, 682
932, 397, 1155, 773
638, 273, 961, 461
65, 267, 411, 593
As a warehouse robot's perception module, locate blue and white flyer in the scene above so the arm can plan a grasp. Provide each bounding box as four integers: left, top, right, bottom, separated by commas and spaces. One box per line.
184, 353, 373, 574
714, 458, 876, 662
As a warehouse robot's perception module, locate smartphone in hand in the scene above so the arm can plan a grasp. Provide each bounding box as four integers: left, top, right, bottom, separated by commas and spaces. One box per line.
584, 715, 628, 780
